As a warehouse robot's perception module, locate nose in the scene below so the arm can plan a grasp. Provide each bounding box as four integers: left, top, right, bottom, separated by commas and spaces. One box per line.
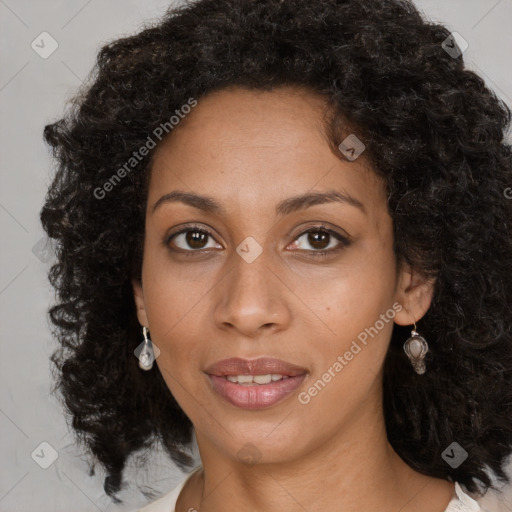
212, 247, 291, 338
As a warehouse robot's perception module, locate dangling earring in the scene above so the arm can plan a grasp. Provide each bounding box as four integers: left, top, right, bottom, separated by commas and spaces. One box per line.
139, 326, 155, 371
403, 321, 429, 375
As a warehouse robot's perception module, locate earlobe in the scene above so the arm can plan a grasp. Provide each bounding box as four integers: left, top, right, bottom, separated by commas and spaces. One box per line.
393, 265, 435, 327
132, 278, 149, 327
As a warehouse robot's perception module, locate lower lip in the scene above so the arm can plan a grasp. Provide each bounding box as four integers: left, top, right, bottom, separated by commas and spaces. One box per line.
208, 374, 307, 410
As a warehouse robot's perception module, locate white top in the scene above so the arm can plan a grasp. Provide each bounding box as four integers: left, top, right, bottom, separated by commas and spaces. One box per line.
137, 465, 481, 512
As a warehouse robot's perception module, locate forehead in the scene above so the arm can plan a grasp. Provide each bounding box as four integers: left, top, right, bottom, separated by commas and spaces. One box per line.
153, 86, 332, 160
148, 86, 388, 228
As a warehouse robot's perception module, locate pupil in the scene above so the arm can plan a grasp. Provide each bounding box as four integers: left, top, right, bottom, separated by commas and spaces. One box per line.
186, 230, 207, 249
309, 231, 329, 249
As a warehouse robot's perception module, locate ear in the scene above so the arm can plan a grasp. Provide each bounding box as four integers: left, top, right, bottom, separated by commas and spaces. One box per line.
132, 278, 149, 327
392, 264, 436, 327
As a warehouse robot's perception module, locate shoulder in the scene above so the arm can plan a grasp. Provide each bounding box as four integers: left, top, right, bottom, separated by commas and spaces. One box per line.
137, 465, 203, 512
443, 482, 482, 512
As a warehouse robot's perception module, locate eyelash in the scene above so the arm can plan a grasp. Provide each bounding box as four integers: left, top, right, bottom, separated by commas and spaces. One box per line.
164, 223, 351, 258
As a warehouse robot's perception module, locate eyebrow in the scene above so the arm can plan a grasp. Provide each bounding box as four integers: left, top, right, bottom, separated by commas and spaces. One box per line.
152, 189, 366, 216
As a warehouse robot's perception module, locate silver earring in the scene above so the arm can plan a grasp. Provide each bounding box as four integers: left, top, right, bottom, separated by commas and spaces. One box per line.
139, 326, 155, 371
403, 322, 429, 375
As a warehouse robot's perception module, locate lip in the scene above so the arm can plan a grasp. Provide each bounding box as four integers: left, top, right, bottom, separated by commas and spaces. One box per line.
205, 357, 307, 377
208, 374, 307, 410
205, 357, 308, 410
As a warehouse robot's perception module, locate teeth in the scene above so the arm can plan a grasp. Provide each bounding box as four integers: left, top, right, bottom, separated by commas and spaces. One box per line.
225, 374, 289, 385
253, 374, 272, 384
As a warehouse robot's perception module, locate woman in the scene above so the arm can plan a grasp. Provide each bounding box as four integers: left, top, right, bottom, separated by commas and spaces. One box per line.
40, 0, 512, 511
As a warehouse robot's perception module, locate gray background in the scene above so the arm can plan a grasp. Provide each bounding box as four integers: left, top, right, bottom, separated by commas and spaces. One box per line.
1, 1, 511, 511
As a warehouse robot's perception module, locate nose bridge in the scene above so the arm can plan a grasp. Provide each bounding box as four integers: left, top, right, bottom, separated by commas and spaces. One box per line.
233, 240, 274, 296
212, 237, 289, 335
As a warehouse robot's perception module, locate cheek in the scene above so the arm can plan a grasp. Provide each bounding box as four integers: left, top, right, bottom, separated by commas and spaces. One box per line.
293, 242, 397, 338
141, 233, 209, 331
139, 250, 210, 390
141, 268, 208, 412
296, 248, 398, 399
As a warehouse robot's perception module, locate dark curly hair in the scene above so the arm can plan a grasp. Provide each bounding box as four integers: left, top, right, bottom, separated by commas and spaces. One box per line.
40, 0, 512, 503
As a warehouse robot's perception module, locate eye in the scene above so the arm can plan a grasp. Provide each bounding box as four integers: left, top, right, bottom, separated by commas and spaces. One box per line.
164, 223, 351, 258
165, 225, 221, 253
290, 224, 351, 257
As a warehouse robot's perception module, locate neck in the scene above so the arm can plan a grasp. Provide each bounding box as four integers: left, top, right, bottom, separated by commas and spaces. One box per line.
177, 412, 455, 512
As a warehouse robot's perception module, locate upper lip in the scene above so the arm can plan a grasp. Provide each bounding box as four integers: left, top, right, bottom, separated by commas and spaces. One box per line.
205, 357, 307, 377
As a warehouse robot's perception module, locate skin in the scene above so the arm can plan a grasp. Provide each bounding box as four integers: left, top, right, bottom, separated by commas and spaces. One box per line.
132, 85, 456, 512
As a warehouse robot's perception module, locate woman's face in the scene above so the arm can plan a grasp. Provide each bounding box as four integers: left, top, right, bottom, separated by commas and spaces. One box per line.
133, 85, 433, 465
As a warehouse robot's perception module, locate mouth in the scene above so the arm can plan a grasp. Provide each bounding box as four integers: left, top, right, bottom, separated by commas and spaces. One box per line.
205, 357, 308, 410
222, 374, 293, 385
